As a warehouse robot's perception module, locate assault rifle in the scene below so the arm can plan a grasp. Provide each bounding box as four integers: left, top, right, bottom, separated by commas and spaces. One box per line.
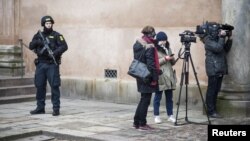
38, 30, 58, 65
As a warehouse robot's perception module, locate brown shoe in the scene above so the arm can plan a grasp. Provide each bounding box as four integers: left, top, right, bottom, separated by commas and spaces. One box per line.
139, 124, 154, 130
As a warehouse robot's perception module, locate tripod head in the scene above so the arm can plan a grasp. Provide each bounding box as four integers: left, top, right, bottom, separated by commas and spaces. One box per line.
178, 42, 192, 61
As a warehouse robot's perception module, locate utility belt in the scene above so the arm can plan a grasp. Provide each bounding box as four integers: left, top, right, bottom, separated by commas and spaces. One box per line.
34, 59, 58, 65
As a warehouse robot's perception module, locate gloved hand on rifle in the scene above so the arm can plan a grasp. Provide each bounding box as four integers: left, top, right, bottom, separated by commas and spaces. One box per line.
52, 50, 60, 57
33, 39, 43, 47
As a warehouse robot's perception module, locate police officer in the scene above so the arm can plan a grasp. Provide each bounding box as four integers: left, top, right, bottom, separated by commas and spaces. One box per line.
29, 15, 68, 116
201, 23, 232, 118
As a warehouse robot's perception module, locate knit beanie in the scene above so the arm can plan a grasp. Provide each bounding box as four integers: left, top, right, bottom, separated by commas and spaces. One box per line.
156, 31, 168, 41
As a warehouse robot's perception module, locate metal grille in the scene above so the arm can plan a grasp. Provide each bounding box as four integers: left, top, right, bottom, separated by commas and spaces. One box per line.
105, 69, 117, 78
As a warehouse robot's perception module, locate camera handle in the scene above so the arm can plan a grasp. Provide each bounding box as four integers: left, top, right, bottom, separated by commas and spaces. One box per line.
174, 42, 211, 126
172, 47, 185, 64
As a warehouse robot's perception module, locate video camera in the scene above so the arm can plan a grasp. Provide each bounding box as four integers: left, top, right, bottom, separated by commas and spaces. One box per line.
179, 30, 196, 43
195, 21, 234, 37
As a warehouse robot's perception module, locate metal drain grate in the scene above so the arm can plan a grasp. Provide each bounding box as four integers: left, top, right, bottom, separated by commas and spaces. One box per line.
105, 69, 117, 78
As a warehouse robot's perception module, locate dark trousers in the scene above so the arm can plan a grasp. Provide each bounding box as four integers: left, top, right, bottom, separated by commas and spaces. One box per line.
153, 89, 173, 116
134, 93, 152, 126
35, 63, 61, 111
206, 75, 223, 115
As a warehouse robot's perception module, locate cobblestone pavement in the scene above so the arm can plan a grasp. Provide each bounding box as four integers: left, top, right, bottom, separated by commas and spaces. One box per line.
0, 98, 249, 141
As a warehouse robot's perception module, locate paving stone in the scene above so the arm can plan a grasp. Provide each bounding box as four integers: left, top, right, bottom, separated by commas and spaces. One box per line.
0, 98, 250, 141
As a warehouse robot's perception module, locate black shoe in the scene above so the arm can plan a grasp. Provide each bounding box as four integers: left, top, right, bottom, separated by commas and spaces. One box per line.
30, 108, 45, 115
52, 110, 60, 116
209, 113, 223, 118
133, 124, 139, 129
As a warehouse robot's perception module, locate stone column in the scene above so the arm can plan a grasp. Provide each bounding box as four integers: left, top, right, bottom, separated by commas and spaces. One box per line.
0, 0, 23, 76
0, 0, 20, 44
217, 0, 250, 117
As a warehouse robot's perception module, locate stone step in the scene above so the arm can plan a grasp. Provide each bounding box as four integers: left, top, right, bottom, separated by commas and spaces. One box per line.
0, 77, 34, 87
0, 85, 36, 97
0, 45, 25, 76
0, 67, 24, 76
0, 45, 21, 54
13, 135, 55, 141
0, 59, 25, 67
0, 93, 51, 105
0, 76, 51, 105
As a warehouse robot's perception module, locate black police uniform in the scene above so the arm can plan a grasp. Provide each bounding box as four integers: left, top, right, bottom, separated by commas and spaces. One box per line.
29, 20, 68, 116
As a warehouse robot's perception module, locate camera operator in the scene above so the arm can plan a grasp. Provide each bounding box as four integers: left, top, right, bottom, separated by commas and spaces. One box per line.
200, 25, 233, 118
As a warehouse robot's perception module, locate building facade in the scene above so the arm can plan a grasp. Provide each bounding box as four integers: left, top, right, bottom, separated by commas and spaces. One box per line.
1, 0, 249, 116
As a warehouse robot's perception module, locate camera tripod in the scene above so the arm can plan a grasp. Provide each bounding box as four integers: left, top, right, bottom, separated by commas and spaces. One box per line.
174, 42, 211, 126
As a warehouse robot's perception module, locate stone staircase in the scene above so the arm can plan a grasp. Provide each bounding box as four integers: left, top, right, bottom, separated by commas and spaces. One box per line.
0, 76, 51, 104
0, 45, 25, 76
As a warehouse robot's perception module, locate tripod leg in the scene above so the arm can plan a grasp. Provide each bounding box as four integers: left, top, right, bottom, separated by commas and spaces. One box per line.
184, 59, 189, 122
175, 59, 186, 125
185, 81, 189, 122
189, 54, 211, 124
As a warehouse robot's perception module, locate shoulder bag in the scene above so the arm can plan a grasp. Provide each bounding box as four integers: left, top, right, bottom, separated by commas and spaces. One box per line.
127, 48, 150, 80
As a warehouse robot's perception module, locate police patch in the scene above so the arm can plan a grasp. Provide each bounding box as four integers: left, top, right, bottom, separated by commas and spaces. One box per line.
59, 36, 64, 41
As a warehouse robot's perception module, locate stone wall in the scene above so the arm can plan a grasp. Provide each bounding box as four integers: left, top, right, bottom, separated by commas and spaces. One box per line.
0, 0, 20, 44
16, 0, 221, 85
61, 76, 208, 109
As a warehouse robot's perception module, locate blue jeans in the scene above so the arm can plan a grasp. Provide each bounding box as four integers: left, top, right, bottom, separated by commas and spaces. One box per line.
153, 90, 173, 116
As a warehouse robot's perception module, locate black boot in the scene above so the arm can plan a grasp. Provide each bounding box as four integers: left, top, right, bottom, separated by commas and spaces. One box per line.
52, 110, 60, 116
30, 108, 45, 115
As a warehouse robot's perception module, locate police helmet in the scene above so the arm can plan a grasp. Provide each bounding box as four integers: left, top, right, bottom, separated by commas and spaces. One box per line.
41, 15, 54, 26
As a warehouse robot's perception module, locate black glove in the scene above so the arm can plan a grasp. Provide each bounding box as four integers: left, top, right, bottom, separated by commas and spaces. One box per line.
34, 39, 43, 47
37, 47, 47, 56
227, 31, 232, 37
53, 50, 61, 57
